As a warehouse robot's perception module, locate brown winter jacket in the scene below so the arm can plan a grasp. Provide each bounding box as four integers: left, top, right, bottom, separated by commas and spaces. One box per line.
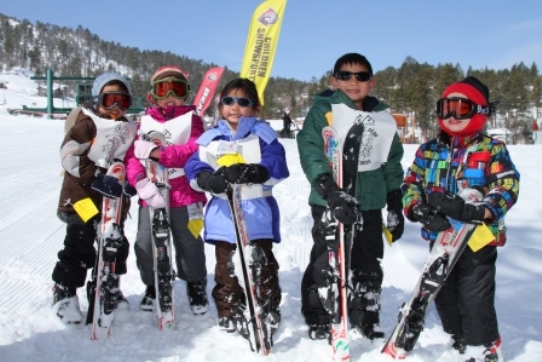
58, 109, 134, 220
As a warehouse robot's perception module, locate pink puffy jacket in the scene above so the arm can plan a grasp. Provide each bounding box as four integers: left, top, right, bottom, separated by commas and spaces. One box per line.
125, 105, 207, 208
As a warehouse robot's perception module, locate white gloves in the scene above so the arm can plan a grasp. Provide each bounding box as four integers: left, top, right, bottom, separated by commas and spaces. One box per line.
135, 178, 167, 209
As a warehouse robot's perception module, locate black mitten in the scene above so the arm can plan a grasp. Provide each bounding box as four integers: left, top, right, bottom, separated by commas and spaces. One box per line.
316, 174, 359, 225
386, 190, 405, 242
223, 163, 269, 184
411, 203, 451, 232
428, 191, 485, 221
91, 174, 123, 198
196, 170, 228, 194
123, 183, 137, 197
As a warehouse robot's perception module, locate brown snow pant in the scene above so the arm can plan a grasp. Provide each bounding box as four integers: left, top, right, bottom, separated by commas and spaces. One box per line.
212, 239, 281, 318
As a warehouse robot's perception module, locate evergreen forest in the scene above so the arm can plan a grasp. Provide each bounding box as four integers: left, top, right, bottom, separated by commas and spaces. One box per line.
1, 12, 540, 143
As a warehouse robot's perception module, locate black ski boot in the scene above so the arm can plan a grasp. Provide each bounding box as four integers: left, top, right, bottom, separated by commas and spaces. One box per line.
263, 308, 281, 335
187, 280, 208, 315
358, 323, 385, 340
218, 316, 237, 333
140, 285, 156, 312
483, 337, 502, 362
308, 322, 331, 341
452, 334, 467, 354
111, 280, 129, 311
52, 284, 82, 324
307, 313, 331, 341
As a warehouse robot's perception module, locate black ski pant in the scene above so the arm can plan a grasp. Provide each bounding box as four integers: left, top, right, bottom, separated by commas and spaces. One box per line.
211, 239, 280, 319
134, 206, 207, 287
301, 206, 384, 326
434, 244, 499, 346
52, 212, 129, 289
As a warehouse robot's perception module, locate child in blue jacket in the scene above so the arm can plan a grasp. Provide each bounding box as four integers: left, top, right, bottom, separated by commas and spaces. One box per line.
185, 78, 289, 339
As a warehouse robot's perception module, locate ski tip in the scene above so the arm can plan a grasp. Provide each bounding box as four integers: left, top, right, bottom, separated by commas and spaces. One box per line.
158, 316, 176, 331
332, 339, 350, 361
381, 342, 406, 359
90, 327, 111, 340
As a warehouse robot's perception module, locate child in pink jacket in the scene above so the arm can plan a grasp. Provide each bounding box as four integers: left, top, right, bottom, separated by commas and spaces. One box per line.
125, 65, 208, 315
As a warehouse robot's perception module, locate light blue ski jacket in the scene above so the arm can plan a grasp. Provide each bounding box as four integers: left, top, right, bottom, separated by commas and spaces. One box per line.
185, 117, 289, 244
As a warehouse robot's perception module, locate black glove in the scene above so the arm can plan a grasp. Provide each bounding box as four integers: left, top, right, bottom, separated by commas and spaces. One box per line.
316, 174, 359, 225
386, 190, 405, 242
428, 191, 485, 222
196, 170, 228, 194
123, 183, 137, 197
91, 174, 123, 198
411, 202, 451, 232
222, 163, 269, 184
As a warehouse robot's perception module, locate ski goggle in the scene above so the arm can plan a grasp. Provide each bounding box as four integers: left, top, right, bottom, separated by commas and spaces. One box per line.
334, 71, 372, 82
221, 96, 254, 107
150, 79, 190, 100
96, 92, 132, 111
436, 97, 490, 120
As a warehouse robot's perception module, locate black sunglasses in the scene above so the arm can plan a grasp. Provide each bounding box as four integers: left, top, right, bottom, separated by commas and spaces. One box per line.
335, 71, 372, 82
221, 96, 254, 107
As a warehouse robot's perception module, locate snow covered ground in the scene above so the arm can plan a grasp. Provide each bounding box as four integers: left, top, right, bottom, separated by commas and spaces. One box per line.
1, 71, 542, 361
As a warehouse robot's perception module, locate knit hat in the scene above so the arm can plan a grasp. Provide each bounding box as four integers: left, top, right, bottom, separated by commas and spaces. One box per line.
91, 72, 132, 97
150, 65, 189, 83
438, 76, 490, 137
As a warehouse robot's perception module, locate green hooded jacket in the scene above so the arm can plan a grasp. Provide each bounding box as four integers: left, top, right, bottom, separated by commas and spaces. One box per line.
296, 89, 404, 211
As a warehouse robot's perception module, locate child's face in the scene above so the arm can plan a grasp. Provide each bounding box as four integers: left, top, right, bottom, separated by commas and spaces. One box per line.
98, 84, 128, 120
155, 95, 186, 108
219, 88, 257, 130
331, 63, 375, 109
441, 92, 472, 134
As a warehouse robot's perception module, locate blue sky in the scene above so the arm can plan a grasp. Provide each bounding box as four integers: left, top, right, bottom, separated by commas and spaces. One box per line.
2, 0, 541, 81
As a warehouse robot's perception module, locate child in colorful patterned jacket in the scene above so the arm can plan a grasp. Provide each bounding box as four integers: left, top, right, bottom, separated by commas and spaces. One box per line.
402, 76, 520, 362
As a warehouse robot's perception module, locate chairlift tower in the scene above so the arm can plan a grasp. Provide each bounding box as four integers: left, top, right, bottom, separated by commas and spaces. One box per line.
23, 68, 145, 119
25, 68, 94, 119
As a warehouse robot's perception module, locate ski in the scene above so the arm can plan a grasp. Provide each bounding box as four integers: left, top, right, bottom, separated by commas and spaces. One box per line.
341, 120, 364, 275
141, 131, 176, 330
321, 122, 364, 361
227, 184, 270, 355
381, 189, 485, 359
321, 126, 347, 361
87, 161, 126, 340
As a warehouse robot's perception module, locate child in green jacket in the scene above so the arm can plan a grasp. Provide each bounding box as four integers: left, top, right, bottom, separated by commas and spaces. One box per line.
297, 53, 404, 340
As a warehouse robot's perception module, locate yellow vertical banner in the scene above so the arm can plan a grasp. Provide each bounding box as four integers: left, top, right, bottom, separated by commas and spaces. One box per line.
240, 0, 287, 106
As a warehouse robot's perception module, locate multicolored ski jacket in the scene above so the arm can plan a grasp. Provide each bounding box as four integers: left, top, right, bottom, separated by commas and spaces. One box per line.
402, 132, 520, 246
